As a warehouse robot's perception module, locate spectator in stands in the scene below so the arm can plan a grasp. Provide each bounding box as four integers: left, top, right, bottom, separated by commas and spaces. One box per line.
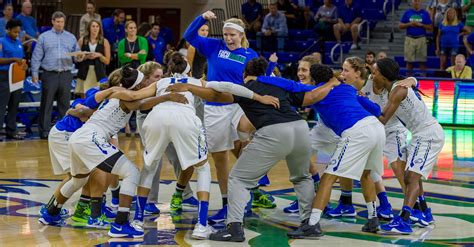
118, 20, 148, 69
187, 23, 209, 78
16, 1, 38, 40
102, 9, 125, 47
0, 19, 27, 140
437, 8, 468, 69
155, 15, 174, 49
75, 20, 110, 98
257, 3, 288, 52
377, 51, 387, 60
147, 23, 167, 64
400, 0, 432, 74
314, 0, 338, 40
137, 22, 154, 62
241, 0, 263, 37
0, 5, 14, 38
277, 0, 298, 28
312, 51, 323, 64
446, 54, 472, 78
299, 5, 316, 29
31, 11, 80, 139
333, 0, 361, 50
79, 0, 101, 38
462, 0, 474, 28
365, 50, 376, 73
429, 0, 460, 43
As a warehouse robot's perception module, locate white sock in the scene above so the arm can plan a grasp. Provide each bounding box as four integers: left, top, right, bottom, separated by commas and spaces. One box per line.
367, 201, 377, 219
309, 208, 322, 226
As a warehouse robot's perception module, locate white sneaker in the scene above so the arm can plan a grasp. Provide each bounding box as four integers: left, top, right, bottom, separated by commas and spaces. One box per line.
131, 219, 144, 231
191, 223, 216, 240
350, 44, 359, 50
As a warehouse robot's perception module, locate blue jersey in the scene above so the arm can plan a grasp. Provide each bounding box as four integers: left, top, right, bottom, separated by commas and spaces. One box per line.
184, 16, 259, 105
55, 88, 100, 132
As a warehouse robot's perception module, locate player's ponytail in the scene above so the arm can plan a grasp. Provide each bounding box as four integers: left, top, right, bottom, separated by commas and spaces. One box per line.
120, 64, 139, 89
167, 52, 189, 75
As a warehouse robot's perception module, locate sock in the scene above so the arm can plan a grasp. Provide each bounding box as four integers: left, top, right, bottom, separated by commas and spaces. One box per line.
115, 207, 130, 225
90, 197, 103, 219
222, 194, 228, 207
79, 195, 91, 205
312, 173, 320, 183
134, 196, 147, 221
46, 196, 62, 216
309, 208, 322, 226
111, 185, 121, 200
377, 192, 390, 207
175, 183, 186, 197
340, 190, 352, 205
400, 206, 412, 222
198, 201, 209, 226
418, 195, 428, 211
366, 201, 376, 219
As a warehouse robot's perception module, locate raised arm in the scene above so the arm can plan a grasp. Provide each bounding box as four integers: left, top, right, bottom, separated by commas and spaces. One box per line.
183, 13, 220, 56
379, 86, 407, 124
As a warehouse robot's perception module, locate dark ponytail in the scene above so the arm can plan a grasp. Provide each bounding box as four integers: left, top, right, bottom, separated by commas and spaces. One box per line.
120, 64, 138, 89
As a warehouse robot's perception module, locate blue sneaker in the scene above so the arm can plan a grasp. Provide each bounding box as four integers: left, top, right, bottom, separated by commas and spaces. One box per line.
326, 201, 356, 217
410, 209, 429, 227
103, 204, 117, 218
40, 205, 69, 219
258, 175, 270, 186
86, 215, 110, 229
283, 200, 299, 214
182, 196, 199, 207
108, 222, 144, 238
144, 203, 161, 215
381, 216, 413, 234
423, 208, 434, 224
111, 197, 119, 208
377, 204, 394, 220
208, 205, 227, 225
38, 209, 66, 226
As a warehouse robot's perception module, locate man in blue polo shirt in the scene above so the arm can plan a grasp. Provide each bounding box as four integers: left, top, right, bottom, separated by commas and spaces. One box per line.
333, 0, 361, 50
0, 19, 27, 140
102, 9, 125, 47
241, 0, 263, 35
147, 23, 167, 64
16, 1, 39, 40
400, 0, 432, 75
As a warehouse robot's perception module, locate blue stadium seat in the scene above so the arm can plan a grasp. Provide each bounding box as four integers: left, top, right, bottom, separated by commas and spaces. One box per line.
288, 29, 316, 41
360, 9, 386, 21
426, 56, 441, 69
276, 52, 300, 63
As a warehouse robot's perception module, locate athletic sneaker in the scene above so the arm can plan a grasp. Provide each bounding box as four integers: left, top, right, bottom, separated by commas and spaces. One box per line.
362, 217, 380, 233
377, 204, 394, 220
283, 200, 299, 214
410, 209, 429, 227
326, 201, 356, 217
103, 204, 117, 218
131, 219, 144, 231
208, 205, 227, 225
192, 223, 216, 239
209, 222, 245, 242
170, 193, 183, 212
40, 205, 69, 219
86, 214, 110, 229
144, 203, 160, 215
423, 208, 435, 224
71, 202, 91, 223
38, 209, 66, 226
252, 193, 276, 209
182, 196, 199, 207
258, 175, 270, 186
108, 222, 144, 238
380, 216, 413, 234
287, 219, 323, 239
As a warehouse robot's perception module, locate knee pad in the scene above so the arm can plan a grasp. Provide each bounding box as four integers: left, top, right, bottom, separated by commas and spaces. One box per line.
60, 176, 89, 198
370, 170, 383, 183
238, 131, 250, 142
196, 162, 211, 193
111, 155, 140, 197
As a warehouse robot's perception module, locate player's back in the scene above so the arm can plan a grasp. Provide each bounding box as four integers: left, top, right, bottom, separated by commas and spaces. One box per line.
155, 76, 202, 114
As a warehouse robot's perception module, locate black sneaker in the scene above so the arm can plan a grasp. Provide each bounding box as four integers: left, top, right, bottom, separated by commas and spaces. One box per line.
209, 222, 245, 242
362, 217, 380, 233
287, 219, 323, 239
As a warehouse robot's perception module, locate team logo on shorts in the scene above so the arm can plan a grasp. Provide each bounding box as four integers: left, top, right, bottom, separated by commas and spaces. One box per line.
414, 158, 424, 165
92, 131, 116, 155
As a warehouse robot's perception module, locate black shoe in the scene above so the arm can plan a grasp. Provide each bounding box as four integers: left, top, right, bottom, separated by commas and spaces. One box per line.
6, 133, 24, 140
209, 222, 245, 242
287, 219, 323, 239
362, 217, 380, 233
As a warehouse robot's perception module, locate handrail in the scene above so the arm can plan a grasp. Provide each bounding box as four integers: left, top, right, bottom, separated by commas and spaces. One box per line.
358, 20, 370, 44
383, 0, 390, 15
330, 43, 343, 64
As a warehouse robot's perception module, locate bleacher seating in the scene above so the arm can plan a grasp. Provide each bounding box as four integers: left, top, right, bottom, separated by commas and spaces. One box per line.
208, 8, 226, 38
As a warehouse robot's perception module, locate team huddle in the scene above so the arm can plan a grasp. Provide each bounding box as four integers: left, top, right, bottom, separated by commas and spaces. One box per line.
38, 10, 445, 241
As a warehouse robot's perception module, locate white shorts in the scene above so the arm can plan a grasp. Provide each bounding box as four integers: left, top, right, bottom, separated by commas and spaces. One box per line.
384, 128, 408, 164
325, 117, 386, 180
68, 126, 121, 176
204, 104, 244, 152
309, 121, 339, 155
142, 107, 207, 170
406, 123, 445, 180
48, 126, 73, 175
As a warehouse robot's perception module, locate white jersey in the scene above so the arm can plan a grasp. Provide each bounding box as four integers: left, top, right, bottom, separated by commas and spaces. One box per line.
391, 80, 438, 134
155, 74, 202, 113
362, 79, 405, 132
84, 98, 132, 138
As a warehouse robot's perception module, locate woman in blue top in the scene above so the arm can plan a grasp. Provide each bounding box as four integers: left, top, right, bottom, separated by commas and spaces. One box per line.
436, 8, 469, 69
184, 10, 259, 222
0, 19, 27, 140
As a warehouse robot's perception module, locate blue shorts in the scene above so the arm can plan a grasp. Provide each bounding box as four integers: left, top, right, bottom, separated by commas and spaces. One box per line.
440, 47, 458, 56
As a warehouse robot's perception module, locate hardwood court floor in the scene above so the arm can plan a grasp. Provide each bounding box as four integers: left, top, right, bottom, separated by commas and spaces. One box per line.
0, 127, 472, 246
